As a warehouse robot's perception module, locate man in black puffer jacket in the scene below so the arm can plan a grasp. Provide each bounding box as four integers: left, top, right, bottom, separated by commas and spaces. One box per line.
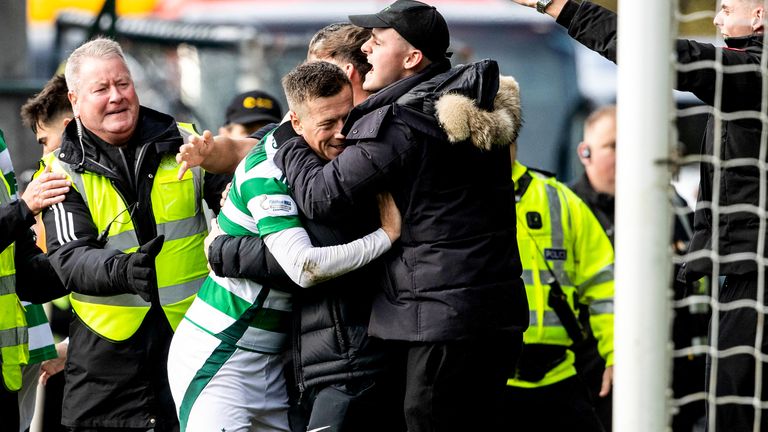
509, 0, 765, 429
274, 2, 528, 431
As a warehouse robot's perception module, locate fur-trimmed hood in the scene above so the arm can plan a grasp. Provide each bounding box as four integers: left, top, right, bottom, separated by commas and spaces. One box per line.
435, 75, 522, 151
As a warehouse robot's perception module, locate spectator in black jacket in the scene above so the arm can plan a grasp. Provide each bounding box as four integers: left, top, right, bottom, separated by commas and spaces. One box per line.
511, 0, 765, 429
273, 1, 528, 431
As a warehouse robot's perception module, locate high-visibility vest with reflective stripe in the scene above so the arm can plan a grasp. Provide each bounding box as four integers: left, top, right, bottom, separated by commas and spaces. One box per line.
508, 162, 615, 388
0, 174, 28, 391
44, 140, 208, 342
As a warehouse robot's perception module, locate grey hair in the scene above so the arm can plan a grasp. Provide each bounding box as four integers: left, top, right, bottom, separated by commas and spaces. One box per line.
64, 37, 128, 93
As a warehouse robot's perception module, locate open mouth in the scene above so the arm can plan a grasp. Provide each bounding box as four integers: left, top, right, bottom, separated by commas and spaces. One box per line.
106, 108, 128, 116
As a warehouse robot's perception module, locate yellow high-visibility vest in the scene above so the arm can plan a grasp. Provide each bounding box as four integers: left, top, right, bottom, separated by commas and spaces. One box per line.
44, 130, 208, 342
0, 174, 29, 391
508, 161, 615, 388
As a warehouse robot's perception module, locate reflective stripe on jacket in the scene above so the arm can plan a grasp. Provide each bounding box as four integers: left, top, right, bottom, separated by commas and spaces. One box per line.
43, 143, 208, 342
507, 162, 614, 388
0, 174, 28, 391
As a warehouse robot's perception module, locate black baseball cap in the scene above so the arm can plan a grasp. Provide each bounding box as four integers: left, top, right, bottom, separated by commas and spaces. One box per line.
349, 0, 451, 62
224, 90, 282, 126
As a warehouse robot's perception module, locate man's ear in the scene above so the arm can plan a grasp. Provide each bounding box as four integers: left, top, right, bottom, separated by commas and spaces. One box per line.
403, 49, 424, 71
68, 91, 79, 117
289, 111, 303, 135
577, 141, 591, 164
753, 6, 764, 32
342, 63, 355, 79
62, 117, 72, 129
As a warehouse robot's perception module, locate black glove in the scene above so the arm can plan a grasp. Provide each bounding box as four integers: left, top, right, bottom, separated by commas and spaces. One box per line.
126, 235, 165, 302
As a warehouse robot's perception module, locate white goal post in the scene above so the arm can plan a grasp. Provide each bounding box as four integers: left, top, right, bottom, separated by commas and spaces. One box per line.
614, 0, 675, 431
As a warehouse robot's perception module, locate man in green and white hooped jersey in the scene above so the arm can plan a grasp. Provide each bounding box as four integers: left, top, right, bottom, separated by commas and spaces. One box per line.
167, 62, 400, 432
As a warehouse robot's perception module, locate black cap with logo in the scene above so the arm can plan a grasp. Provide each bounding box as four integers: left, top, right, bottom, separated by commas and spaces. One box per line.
349, 0, 451, 62
224, 90, 282, 126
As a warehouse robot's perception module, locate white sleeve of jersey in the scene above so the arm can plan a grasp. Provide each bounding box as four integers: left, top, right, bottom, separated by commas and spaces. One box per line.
263, 226, 391, 288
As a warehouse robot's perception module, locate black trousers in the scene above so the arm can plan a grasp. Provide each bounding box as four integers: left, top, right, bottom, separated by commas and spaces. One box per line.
708, 273, 768, 432
573, 333, 612, 432
291, 374, 405, 432
502, 375, 605, 432
398, 331, 522, 432
0, 384, 20, 432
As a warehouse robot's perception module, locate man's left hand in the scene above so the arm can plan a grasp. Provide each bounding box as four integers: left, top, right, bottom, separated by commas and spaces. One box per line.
204, 218, 223, 270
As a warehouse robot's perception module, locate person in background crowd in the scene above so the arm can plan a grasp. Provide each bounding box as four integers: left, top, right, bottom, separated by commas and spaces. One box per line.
571, 105, 707, 431
571, 106, 616, 242
20, 72, 75, 432
41, 37, 213, 431
203, 90, 283, 215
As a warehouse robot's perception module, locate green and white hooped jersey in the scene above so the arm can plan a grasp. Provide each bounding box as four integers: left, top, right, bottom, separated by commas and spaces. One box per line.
183, 131, 301, 353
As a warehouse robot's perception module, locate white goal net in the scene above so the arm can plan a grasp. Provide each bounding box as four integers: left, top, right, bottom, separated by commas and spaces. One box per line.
614, 0, 768, 431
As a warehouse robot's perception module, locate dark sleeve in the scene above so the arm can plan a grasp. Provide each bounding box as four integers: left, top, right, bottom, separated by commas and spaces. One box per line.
0, 199, 36, 252
274, 123, 412, 221
675, 41, 762, 111
208, 234, 301, 294
557, 1, 617, 63
14, 229, 68, 303
203, 172, 233, 215
249, 123, 280, 141
42, 189, 130, 296
560, 1, 761, 112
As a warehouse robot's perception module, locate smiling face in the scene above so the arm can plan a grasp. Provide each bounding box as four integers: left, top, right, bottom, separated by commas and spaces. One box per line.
290, 85, 353, 161
714, 0, 764, 38
68, 56, 140, 146
360, 28, 416, 92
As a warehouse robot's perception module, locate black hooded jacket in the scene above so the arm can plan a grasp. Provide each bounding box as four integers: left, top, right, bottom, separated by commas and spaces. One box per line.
274, 60, 528, 342
558, 0, 765, 277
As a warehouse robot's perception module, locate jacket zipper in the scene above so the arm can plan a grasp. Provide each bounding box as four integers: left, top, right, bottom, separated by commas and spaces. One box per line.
292, 308, 305, 403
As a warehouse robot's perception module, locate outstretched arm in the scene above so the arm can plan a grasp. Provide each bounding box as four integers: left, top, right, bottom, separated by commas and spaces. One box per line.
508, 0, 568, 19
176, 123, 279, 178
176, 130, 258, 178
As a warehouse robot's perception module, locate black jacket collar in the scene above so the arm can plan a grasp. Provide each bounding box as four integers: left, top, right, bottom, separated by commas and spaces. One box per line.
724, 34, 764, 53
59, 106, 181, 176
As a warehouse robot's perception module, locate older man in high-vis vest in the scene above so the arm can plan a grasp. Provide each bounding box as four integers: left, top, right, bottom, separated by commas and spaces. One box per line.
41, 38, 212, 431
0, 129, 70, 431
